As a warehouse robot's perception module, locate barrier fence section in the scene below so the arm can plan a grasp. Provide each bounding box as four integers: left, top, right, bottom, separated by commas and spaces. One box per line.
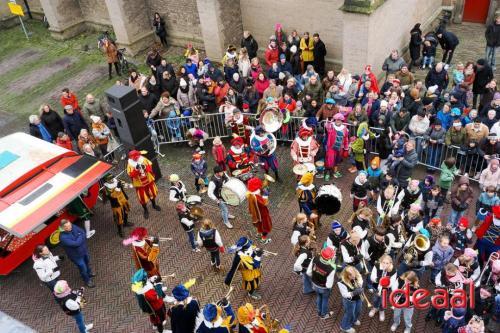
145, 113, 491, 182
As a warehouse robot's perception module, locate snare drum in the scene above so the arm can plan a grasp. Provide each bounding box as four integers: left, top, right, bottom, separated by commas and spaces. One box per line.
221, 178, 247, 206
186, 195, 202, 206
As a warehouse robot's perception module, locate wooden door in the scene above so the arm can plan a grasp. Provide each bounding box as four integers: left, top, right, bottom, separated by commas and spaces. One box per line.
463, 0, 490, 23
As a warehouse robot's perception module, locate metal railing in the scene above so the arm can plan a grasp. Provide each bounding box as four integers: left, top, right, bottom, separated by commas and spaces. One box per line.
146, 113, 494, 182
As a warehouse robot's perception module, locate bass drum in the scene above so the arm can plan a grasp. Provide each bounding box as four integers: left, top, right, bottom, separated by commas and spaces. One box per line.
315, 184, 342, 215
221, 178, 247, 206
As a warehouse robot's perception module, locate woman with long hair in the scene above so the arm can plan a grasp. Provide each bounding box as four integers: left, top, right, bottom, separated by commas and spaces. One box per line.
337, 265, 364, 333
152, 12, 167, 47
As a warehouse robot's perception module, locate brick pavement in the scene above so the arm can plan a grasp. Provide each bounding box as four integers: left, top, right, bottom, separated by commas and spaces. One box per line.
0, 20, 489, 333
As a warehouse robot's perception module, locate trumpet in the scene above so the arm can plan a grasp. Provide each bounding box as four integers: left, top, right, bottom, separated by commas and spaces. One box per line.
263, 250, 278, 256
149, 236, 173, 242
353, 279, 372, 308
475, 251, 500, 287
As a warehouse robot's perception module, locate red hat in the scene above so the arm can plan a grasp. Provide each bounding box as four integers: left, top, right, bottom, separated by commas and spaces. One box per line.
429, 217, 441, 225
321, 247, 335, 260
192, 153, 202, 160
247, 177, 262, 192
364, 65, 372, 72
458, 217, 469, 228
176, 202, 186, 212
392, 79, 401, 85
128, 150, 141, 161
298, 127, 313, 138
242, 103, 249, 109
131, 227, 147, 240
231, 136, 244, 146
493, 205, 500, 219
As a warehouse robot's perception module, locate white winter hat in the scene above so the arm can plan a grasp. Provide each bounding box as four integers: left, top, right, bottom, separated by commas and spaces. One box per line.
232, 72, 239, 81
179, 78, 187, 88
380, 100, 388, 108
290, 45, 297, 53
90, 115, 101, 123
428, 85, 438, 94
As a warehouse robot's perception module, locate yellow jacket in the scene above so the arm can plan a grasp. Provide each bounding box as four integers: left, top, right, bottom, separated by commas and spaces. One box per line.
300, 37, 314, 62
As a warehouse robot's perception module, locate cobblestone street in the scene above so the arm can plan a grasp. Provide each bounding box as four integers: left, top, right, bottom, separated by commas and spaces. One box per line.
0, 21, 491, 333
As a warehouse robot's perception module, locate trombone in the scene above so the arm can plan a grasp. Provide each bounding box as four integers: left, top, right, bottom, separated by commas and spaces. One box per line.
475, 251, 500, 287
263, 250, 278, 257
353, 278, 372, 308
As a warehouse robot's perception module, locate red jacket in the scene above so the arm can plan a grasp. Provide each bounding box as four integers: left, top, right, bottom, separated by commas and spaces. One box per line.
264, 47, 279, 67
56, 137, 73, 150
60, 93, 80, 112
476, 214, 500, 246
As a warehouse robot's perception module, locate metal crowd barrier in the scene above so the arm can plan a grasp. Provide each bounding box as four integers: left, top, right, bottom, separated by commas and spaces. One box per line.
147, 113, 491, 182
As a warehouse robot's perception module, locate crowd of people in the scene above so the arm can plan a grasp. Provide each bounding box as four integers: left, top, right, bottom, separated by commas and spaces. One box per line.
24, 14, 500, 333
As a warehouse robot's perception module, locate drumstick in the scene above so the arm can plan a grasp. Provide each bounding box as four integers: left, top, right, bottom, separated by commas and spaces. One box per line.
161, 273, 176, 279
263, 250, 278, 256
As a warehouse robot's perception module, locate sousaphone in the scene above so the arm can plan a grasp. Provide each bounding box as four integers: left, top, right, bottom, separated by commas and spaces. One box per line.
259, 106, 283, 133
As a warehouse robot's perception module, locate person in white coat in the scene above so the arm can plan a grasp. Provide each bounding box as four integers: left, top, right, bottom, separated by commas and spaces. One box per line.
33, 244, 64, 290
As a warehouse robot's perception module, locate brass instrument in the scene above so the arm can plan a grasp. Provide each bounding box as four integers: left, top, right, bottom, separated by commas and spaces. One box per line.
259, 107, 284, 133
161, 273, 176, 280
353, 278, 372, 308
258, 304, 280, 333
263, 250, 278, 256
149, 236, 173, 242
190, 206, 204, 220
403, 234, 430, 264
262, 174, 275, 189
476, 251, 500, 287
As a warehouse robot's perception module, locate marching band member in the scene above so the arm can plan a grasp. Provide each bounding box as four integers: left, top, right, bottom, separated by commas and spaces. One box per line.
130, 269, 167, 333
246, 177, 273, 244
208, 166, 235, 229
290, 213, 312, 245
237, 303, 269, 333
390, 271, 419, 333
368, 254, 397, 322
53, 280, 93, 333
250, 126, 280, 181
296, 173, 317, 221
376, 184, 400, 225
430, 233, 454, 283
307, 247, 337, 319
337, 265, 364, 332
227, 108, 252, 144
195, 299, 236, 333
324, 113, 349, 181
168, 173, 187, 202
293, 235, 315, 295
397, 229, 432, 278
127, 150, 160, 219
226, 136, 254, 176
350, 170, 372, 211
125, 227, 161, 278
170, 284, 200, 333
326, 220, 348, 250
363, 227, 390, 280
396, 179, 422, 213
341, 229, 367, 272
402, 203, 424, 238
290, 126, 319, 166
176, 201, 201, 252
224, 237, 263, 300
349, 207, 373, 240
453, 248, 481, 283
103, 174, 133, 238
197, 219, 224, 271
475, 205, 500, 265
384, 214, 406, 258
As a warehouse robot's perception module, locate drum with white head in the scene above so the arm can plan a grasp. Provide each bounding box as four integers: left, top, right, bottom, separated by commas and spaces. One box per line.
316, 184, 342, 215
221, 178, 247, 206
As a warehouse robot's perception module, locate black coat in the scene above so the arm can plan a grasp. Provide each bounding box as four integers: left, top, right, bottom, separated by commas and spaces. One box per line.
241, 35, 259, 59
409, 27, 423, 60
153, 18, 166, 37
138, 92, 159, 112
160, 76, 178, 96
485, 23, 500, 47
29, 123, 43, 140
290, 52, 301, 76
438, 31, 459, 50
313, 40, 327, 65
40, 109, 64, 139
63, 112, 88, 140
473, 65, 494, 94
425, 67, 449, 92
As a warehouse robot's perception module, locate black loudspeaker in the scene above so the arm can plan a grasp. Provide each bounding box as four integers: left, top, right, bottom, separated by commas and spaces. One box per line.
105, 85, 162, 179
105, 86, 149, 146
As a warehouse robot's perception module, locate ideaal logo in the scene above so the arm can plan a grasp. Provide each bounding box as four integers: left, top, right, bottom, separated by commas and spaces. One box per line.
380, 279, 475, 309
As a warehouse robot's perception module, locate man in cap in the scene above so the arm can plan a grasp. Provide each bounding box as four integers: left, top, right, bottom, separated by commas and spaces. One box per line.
227, 108, 252, 144
127, 227, 161, 278
226, 136, 254, 176
307, 247, 336, 319
237, 302, 270, 332
290, 126, 319, 166
170, 284, 200, 333
127, 150, 160, 219
195, 299, 235, 332
246, 178, 273, 244
224, 236, 263, 299
103, 174, 133, 238
208, 165, 235, 229
250, 126, 280, 181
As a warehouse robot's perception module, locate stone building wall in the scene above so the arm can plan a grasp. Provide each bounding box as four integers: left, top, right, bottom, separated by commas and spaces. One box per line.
240, 0, 344, 66
148, 0, 204, 46
78, 0, 111, 28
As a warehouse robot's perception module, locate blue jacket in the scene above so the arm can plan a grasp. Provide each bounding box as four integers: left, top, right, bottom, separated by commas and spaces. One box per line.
59, 224, 89, 260
436, 110, 452, 130
278, 61, 292, 74
431, 242, 454, 270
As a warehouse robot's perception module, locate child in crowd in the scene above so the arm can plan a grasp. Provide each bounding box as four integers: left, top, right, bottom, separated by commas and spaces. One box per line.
350, 207, 374, 240
450, 217, 473, 257
367, 157, 383, 202
350, 171, 372, 211
291, 213, 312, 246
190, 152, 208, 193
422, 185, 444, 226
449, 176, 474, 227
350, 122, 373, 171
196, 219, 223, 271
457, 316, 485, 333
419, 175, 435, 199
293, 235, 315, 295
475, 185, 500, 230
326, 220, 348, 250
438, 157, 458, 200
452, 63, 465, 87
380, 169, 399, 191
176, 202, 200, 252
422, 37, 437, 69
211, 136, 227, 171
430, 233, 454, 283
442, 307, 467, 333
369, 254, 397, 322
386, 131, 407, 173
56, 132, 73, 150
426, 217, 449, 244
390, 271, 419, 333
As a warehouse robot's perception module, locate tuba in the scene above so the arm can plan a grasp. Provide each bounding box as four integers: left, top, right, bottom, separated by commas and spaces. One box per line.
190, 206, 204, 220
403, 234, 430, 263
259, 107, 283, 133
